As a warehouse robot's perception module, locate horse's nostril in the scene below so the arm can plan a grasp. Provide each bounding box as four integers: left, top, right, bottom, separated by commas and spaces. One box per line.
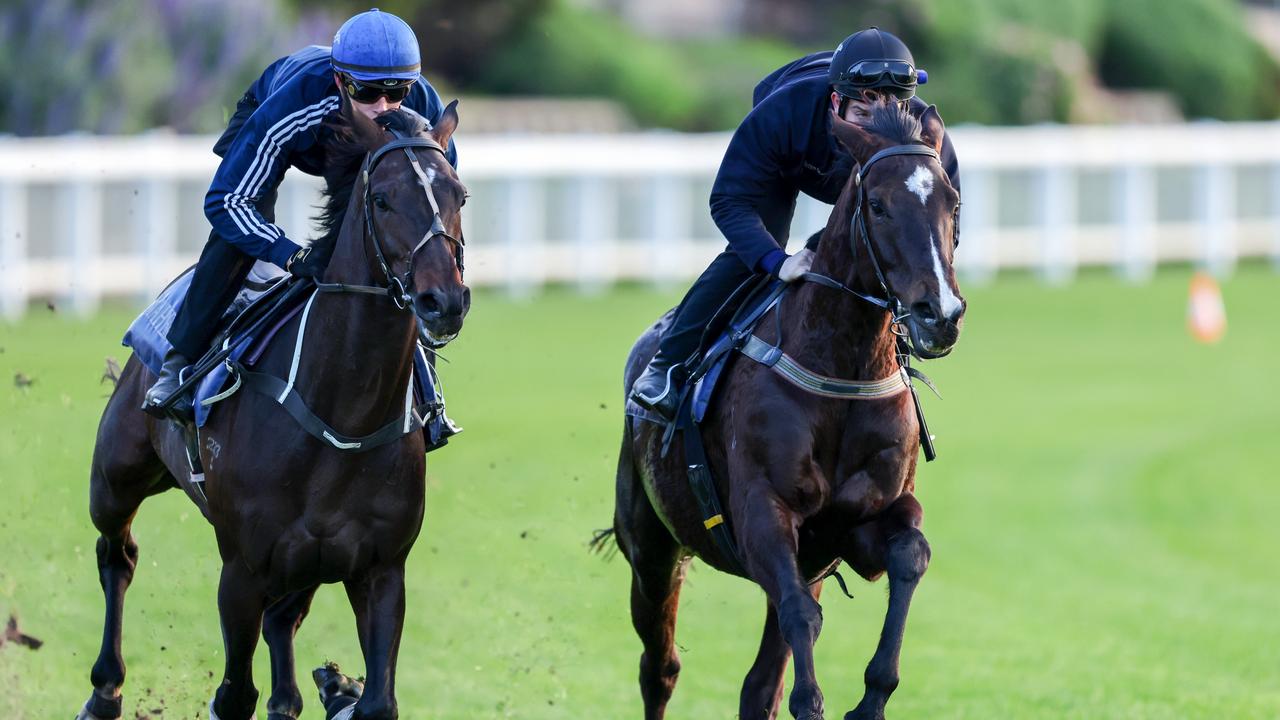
416, 291, 443, 317
911, 301, 939, 324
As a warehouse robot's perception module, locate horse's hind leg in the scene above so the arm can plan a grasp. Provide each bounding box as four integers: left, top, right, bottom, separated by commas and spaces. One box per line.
843, 494, 930, 720
212, 561, 267, 720
80, 397, 170, 719
615, 425, 687, 720
341, 561, 408, 720
263, 587, 318, 720
739, 582, 823, 720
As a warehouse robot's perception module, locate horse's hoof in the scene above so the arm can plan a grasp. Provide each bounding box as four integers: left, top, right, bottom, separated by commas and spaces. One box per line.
76, 694, 122, 720
843, 709, 884, 720
207, 697, 257, 720
312, 661, 364, 702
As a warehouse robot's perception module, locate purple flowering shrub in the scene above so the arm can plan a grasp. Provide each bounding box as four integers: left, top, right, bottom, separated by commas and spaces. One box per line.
0, 0, 335, 135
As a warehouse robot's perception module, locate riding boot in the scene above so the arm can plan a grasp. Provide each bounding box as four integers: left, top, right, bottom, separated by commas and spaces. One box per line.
141, 349, 192, 419
629, 350, 686, 420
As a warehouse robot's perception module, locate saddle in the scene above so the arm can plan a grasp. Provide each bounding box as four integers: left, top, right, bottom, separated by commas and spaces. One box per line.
624, 274, 784, 427
123, 270, 457, 451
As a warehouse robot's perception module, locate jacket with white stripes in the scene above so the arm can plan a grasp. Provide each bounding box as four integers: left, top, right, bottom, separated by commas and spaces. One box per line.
205, 45, 458, 269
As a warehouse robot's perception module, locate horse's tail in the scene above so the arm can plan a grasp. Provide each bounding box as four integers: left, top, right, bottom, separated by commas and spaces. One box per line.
588, 527, 616, 557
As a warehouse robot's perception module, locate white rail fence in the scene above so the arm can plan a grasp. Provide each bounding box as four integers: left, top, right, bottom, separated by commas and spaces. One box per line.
2, 122, 1279, 318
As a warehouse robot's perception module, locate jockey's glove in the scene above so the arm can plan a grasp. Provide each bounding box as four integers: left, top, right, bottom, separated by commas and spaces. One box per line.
286, 246, 326, 279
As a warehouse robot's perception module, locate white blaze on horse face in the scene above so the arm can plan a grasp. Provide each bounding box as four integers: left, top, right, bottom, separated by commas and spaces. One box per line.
905, 164, 934, 206
930, 233, 963, 319
423, 165, 437, 187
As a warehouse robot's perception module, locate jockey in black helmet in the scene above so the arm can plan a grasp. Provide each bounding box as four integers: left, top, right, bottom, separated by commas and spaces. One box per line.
142, 9, 456, 417
630, 27, 961, 420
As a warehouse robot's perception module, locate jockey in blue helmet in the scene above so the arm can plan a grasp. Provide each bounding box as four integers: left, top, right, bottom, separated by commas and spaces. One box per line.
630, 27, 962, 419
143, 9, 456, 417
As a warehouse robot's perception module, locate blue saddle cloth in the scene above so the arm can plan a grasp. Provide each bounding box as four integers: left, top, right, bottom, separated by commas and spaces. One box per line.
625, 279, 785, 426
123, 272, 443, 429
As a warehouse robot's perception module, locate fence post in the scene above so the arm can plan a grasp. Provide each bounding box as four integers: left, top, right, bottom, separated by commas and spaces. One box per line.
955, 168, 995, 284
141, 179, 178, 301
1118, 164, 1156, 283
572, 176, 614, 293
1039, 164, 1076, 284
650, 175, 689, 287
67, 180, 103, 316
1272, 163, 1280, 272
503, 176, 544, 296
1, 182, 29, 320
1196, 161, 1235, 277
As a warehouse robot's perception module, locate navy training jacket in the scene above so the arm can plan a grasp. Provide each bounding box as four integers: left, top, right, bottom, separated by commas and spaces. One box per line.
709, 51, 961, 275
205, 45, 457, 269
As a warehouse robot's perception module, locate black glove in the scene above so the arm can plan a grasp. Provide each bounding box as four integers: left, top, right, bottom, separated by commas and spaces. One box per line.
286, 246, 326, 279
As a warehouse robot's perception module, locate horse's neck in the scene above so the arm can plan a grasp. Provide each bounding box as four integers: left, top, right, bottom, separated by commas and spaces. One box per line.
300, 220, 418, 420
775, 234, 899, 382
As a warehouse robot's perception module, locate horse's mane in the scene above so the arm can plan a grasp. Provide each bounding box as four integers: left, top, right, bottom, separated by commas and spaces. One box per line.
825, 99, 927, 245
863, 99, 923, 146
311, 108, 434, 257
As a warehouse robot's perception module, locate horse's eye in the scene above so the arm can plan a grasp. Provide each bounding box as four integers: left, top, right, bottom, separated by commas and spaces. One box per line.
373, 195, 390, 211
869, 199, 886, 217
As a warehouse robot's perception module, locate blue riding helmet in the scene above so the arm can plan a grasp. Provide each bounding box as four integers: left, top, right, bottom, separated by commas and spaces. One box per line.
331, 9, 421, 82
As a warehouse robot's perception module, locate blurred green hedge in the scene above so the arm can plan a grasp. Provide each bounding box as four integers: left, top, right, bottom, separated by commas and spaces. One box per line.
472, 1, 801, 131
475, 0, 1279, 128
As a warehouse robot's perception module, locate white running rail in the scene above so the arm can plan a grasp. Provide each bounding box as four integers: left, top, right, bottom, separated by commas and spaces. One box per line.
1, 121, 1279, 318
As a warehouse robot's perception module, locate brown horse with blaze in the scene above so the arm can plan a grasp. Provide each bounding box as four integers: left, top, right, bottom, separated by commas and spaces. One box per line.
604, 98, 965, 720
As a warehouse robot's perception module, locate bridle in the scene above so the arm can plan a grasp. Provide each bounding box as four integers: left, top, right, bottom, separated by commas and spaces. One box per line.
317, 128, 465, 317
799, 142, 948, 354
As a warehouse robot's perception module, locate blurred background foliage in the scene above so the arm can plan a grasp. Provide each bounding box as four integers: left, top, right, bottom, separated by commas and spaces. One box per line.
1, 0, 1277, 135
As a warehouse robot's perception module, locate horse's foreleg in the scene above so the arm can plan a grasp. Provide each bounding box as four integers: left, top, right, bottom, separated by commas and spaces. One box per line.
262, 587, 318, 720
739, 582, 822, 720
212, 561, 267, 720
343, 562, 406, 720
736, 492, 824, 720
844, 494, 930, 720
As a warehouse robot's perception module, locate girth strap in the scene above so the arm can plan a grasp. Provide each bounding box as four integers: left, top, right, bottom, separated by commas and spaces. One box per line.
739, 335, 910, 400
679, 400, 748, 577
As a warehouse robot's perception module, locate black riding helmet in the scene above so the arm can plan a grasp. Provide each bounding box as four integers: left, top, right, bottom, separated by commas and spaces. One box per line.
829, 27, 926, 100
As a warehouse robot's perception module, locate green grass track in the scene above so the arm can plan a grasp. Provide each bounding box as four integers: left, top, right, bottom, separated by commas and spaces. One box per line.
1, 264, 1277, 718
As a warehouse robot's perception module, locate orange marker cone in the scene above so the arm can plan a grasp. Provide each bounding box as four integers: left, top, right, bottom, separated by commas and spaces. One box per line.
1187, 271, 1226, 344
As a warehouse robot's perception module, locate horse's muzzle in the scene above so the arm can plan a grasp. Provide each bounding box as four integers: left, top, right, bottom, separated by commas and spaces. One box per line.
415, 286, 470, 345
906, 298, 964, 359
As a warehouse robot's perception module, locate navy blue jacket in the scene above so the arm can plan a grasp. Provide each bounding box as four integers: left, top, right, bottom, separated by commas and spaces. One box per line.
205, 45, 457, 269
709, 51, 961, 275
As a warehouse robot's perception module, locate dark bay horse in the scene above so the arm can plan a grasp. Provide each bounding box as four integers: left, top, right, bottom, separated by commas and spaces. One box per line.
79, 104, 469, 720
607, 101, 965, 720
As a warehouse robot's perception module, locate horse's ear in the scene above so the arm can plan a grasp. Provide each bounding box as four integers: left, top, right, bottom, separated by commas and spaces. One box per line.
432, 100, 459, 149
830, 110, 880, 164
919, 104, 946, 154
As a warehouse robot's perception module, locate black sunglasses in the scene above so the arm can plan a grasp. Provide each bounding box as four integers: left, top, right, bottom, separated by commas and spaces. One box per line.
342, 74, 413, 104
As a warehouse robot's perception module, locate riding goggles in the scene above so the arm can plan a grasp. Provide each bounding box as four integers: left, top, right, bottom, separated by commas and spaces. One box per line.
342, 74, 414, 104
835, 60, 925, 99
